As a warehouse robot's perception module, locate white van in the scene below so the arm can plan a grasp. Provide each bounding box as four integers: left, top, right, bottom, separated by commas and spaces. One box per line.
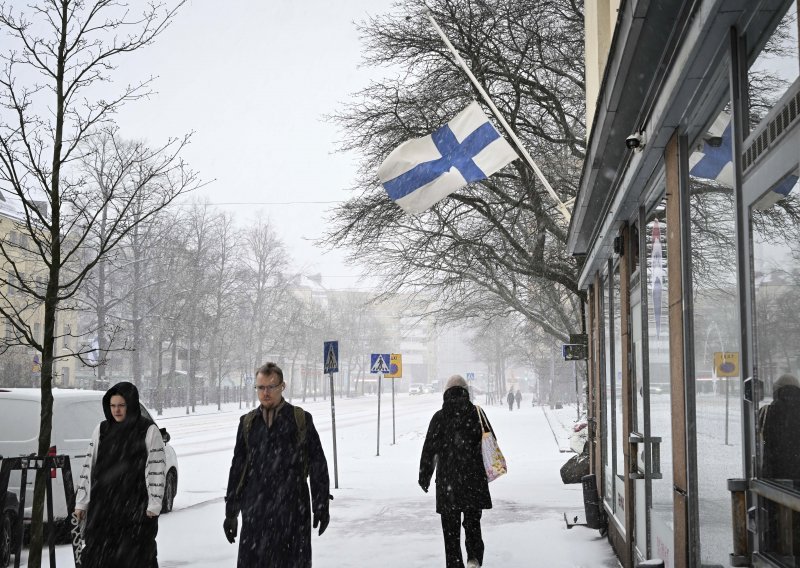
0, 388, 179, 525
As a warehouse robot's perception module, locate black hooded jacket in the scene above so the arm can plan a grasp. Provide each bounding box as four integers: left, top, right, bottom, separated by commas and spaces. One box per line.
419, 386, 494, 513
762, 384, 800, 479
78, 381, 162, 568
90, 382, 154, 523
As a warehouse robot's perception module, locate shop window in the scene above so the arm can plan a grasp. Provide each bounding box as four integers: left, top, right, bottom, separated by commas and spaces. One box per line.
601, 261, 625, 524
602, 270, 614, 510
688, 106, 745, 565
747, 3, 799, 130
645, 202, 675, 559
751, 172, 800, 562
612, 266, 624, 508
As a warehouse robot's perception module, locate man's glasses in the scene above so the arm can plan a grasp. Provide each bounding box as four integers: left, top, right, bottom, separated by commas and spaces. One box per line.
254, 384, 283, 393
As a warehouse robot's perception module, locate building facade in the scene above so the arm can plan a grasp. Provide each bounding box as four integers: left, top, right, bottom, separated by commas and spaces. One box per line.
0, 207, 79, 388
573, 1, 800, 566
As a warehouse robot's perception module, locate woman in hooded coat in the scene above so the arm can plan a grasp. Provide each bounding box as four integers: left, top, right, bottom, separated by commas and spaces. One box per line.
74, 382, 166, 568
419, 375, 495, 568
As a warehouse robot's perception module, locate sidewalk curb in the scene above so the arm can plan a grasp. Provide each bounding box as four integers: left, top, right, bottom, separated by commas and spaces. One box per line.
540, 406, 572, 453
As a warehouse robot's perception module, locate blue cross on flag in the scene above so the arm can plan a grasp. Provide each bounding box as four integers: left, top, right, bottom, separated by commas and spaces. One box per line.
689, 115, 797, 205
378, 102, 518, 214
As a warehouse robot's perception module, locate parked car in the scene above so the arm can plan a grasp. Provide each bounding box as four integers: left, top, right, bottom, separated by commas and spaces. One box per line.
409, 383, 424, 395
0, 388, 179, 529
1, 492, 18, 568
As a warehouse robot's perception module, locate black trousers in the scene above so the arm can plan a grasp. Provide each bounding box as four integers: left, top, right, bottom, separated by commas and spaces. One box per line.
440, 509, 483, 568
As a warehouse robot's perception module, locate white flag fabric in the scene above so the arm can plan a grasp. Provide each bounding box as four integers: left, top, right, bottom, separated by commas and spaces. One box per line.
689, 116, 797, 207
378, 101, 518, 214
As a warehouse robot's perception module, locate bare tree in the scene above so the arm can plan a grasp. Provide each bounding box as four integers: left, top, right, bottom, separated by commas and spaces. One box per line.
206, 212, 242, 410
324, 0, 586, 342
0, 2, 192, 562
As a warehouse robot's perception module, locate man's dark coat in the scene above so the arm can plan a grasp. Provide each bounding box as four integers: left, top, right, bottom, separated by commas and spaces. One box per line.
225, 402, 330, 568
419, 386, 493, 513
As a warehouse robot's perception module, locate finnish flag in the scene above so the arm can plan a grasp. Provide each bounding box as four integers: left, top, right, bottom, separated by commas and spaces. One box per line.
378, 101, 518, 214
689, 115, 797, 205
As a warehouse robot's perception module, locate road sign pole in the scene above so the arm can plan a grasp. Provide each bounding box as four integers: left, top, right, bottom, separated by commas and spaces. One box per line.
391, 376, 396, 445
376, 373, 382, 456
329, 371, 339, 488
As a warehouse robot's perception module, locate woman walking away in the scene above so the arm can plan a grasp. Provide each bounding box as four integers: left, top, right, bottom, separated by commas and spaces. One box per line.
507, 389, 515, 411
419, 375, 496, 568
74, 382, 166, 568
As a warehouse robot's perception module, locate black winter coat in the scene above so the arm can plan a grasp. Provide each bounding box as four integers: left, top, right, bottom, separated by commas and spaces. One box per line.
761, 384, 800, 479
82, 382, 159, 568
225, 402, 330, 568
419, 386, 493, 513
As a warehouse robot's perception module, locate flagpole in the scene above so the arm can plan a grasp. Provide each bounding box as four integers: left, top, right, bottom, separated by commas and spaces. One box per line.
423, 8, 572, 223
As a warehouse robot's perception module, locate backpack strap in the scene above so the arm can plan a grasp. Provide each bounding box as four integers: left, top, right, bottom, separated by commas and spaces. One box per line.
235, 409, 261, 499
294, 405, 308, 479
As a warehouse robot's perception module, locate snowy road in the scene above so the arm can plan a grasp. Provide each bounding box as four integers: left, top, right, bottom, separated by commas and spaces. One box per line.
24, 393, 618, 567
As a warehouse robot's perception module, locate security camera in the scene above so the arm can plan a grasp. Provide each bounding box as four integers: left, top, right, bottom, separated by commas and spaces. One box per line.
625, 131, 646, 151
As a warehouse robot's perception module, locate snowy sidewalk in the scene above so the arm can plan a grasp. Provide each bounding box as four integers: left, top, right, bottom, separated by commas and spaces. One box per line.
540, 403, 584, 454
25, 395, 617, 567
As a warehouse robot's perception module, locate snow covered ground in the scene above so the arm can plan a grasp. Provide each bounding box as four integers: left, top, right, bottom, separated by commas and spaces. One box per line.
19, 393, 617, 567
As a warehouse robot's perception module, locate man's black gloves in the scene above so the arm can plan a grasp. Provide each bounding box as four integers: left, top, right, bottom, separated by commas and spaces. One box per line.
313, 508, 330, 536
419, 480, 429, 493
223, 516, 238, 544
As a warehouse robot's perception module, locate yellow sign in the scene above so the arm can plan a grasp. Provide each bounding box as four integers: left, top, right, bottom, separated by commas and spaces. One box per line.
386, 353, 402, 378
713, 352, 739, 377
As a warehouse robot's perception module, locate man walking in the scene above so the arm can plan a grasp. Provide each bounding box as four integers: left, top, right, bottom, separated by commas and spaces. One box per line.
223, 362, 331, 567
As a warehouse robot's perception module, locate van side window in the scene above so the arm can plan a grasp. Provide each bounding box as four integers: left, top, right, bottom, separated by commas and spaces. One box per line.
61, 402, 104, 441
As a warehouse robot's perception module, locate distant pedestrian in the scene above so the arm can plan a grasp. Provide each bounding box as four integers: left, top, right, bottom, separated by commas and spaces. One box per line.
419, 374, 495, 568
514, 390, 522, 409
507, 390, 514, 411
74, 382, 165, 568
224, 362, 332, 567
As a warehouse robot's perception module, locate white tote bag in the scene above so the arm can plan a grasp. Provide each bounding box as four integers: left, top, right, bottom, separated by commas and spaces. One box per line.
476, 405, 507, 482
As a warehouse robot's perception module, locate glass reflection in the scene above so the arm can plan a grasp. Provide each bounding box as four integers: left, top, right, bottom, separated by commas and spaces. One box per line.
752, 173, 800, 560
689, 107, 744, 565
646, 205, 675, 564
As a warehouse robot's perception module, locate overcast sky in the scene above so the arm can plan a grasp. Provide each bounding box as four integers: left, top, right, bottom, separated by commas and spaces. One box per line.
111, 0, 398, 290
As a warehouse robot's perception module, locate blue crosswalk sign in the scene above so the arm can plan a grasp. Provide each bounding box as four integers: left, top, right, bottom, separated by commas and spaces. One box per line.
324, 341, 339, 373
370, 353, 390, 374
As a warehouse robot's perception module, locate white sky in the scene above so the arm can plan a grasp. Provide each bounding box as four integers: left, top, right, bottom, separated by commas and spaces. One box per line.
111, 0, 399, 290
30, 394, 617, 567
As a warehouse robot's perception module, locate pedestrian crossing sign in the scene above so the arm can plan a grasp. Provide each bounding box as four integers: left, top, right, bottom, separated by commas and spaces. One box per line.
324, 341, 339, 373
370, 353, 390, 374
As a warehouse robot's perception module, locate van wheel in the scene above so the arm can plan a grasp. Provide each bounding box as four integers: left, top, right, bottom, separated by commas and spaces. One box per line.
0, 511, 12, 568
161, 470, 176, 514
